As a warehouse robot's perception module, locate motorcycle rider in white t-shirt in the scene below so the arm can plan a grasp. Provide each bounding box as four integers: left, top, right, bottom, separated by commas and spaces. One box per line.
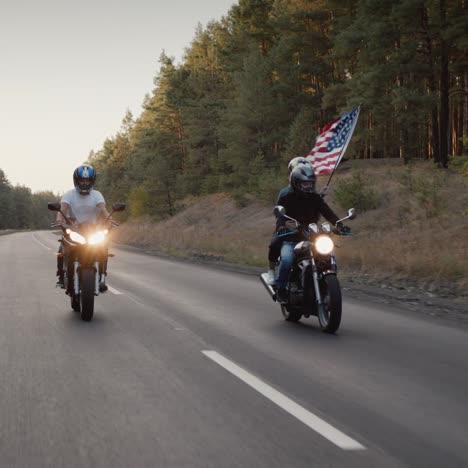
55, 165, 112, 292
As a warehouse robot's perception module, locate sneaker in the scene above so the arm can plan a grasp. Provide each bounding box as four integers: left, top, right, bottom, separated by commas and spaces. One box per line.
56, 276, 65, 289
276, 287, 288, 304
99, 282, 108, 293
266, 269, 276, 285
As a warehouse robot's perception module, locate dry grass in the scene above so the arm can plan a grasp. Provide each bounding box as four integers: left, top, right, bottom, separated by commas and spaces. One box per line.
114, 160, 468, 291
329, 160, 468, 289
115, 193, 273, 266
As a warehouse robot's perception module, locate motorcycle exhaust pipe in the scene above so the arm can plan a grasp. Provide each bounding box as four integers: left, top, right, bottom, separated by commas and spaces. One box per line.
260, 273, 277, 302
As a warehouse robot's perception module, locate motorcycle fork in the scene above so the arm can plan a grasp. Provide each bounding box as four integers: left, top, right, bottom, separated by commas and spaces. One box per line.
94, 261, 100, 296
73, 260, 80, 296
310, 257, 323, 307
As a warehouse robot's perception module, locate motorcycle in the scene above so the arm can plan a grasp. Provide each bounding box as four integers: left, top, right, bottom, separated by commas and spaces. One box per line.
48, 202, 126, 321
260, 207, 356, 333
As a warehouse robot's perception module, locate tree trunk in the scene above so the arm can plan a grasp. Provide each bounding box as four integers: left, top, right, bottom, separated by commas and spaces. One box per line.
439, 0, 449, 168
464, 71, 468, 155
422, 5, 440, 164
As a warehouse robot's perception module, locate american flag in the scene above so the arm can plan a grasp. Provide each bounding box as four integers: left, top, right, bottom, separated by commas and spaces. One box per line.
307, 106, 360, 175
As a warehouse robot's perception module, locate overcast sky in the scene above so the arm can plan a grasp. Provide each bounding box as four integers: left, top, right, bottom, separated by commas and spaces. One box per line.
0, 0, 236, 194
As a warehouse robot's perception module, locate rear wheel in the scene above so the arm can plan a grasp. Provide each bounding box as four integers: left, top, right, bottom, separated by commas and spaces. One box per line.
281, 305, 302, 323
318, 275, 342, 333
80, 268, 95, 322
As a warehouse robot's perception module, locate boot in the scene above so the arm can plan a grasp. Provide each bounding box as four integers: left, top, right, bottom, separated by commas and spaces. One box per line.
266, 261, 277, 285
56, 272, 65, 289
99, 274, 108, 293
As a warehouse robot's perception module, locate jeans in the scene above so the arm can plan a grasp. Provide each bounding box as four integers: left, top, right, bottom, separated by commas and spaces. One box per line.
276, 242, 295, 288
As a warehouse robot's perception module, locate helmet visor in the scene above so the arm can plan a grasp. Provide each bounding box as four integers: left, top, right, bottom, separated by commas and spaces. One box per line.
298, 180, 315, 193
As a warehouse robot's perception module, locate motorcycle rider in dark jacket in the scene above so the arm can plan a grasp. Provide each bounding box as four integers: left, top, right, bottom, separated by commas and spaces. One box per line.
270, 165, 348, 303
266, 157, 313, 284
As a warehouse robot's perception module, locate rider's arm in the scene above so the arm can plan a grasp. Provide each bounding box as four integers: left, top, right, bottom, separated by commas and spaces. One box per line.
97, 202, 111, 220
318, 198, 340, 226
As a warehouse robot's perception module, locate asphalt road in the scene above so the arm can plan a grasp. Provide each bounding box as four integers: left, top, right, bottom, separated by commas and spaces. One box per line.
0, 231, 467, 468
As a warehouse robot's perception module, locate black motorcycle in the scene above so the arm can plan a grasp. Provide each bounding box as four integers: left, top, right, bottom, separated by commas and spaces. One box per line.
260, 207, 355, 333
48, 202, 126, 321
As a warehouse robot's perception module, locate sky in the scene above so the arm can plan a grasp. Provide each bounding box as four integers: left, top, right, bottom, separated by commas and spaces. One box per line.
0, 0, 236, 194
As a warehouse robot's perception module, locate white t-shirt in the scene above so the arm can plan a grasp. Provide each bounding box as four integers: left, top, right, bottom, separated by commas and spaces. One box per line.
61, 189, 105, 224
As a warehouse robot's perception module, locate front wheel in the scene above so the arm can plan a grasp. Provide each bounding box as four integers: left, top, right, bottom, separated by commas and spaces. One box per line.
318, 275, 342, 333
80, 268, 95, 322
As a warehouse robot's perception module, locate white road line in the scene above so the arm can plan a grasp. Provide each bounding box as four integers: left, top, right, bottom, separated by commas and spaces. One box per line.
32, 233, 53, 251
108, 285, 123, 295
202, 350, 366, 451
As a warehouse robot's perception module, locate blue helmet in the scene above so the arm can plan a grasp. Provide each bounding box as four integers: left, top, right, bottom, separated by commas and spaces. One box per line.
73, 165, 96, 195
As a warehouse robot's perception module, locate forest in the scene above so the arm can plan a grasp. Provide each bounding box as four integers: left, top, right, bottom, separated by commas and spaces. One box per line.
0, 169, 58, 230
1, 0, 467, 228
87, 0, 468, 219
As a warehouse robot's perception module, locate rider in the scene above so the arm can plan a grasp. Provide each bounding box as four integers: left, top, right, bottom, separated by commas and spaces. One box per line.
271, 164, 350, 303
266, 157, 313, 284
55, 165, 111, 292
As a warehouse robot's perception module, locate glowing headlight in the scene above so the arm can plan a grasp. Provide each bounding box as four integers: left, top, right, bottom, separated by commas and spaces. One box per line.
88, 230, 108, 245
315, 235, 334, 255
69, 231, 87, 244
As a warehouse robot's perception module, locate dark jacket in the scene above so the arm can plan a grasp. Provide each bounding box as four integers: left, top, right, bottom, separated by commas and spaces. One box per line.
275, 187, 340, 232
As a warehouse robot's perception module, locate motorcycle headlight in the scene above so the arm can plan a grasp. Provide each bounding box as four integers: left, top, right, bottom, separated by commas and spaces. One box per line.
69, 231, 87, 245
87, 230, 108, 245
315, 235, 334, 255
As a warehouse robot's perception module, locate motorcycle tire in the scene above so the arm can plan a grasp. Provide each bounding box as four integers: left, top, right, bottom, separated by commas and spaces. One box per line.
281, 305, 302, 323
318, 275, 342, 333
80, 268, 95, 322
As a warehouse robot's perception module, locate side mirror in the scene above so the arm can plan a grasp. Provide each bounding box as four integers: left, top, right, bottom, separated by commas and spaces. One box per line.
48, 202, 61, 211
112, 203, 126, 212
348, 208, 356, 220
274, 205, 286, 216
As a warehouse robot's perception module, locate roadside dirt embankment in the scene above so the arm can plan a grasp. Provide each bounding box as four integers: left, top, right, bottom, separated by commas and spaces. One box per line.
113, 159, 468, 303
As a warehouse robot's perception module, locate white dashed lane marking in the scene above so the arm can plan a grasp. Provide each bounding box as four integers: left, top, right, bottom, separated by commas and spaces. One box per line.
32, 233, 53, 251
202, 350, 366, 451
108, 285, 123, 295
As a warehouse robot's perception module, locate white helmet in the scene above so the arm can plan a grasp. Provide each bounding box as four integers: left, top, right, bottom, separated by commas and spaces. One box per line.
288, 157, 312, 174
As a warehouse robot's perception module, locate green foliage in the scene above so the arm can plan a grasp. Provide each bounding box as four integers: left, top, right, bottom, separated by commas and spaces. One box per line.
449, 156, 468, 178
0, 169, 60, 230
399, 165, 446, 217
334, 171, 380, 212
127, 185, 150, 218
86, 0, 466, 219
232, 189, 250, 208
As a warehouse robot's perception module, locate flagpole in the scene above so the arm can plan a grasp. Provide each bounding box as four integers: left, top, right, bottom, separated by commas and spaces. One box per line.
324, 106, 361, 190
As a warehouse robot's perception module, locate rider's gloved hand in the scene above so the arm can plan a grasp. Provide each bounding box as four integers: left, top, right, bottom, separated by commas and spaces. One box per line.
336, 221, 351, 234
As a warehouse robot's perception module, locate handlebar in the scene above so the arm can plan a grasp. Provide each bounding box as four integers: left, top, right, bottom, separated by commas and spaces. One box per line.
277, 223, 352, 237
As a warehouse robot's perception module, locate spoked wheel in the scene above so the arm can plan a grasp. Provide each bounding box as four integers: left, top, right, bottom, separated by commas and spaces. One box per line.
281, 305, 302, 323
70, 294, 80, 312
318, 275, 342, 333
80, 268, 95, 322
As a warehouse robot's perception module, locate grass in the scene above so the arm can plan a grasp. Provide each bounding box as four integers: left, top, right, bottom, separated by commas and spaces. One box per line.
113, 160, 468, 293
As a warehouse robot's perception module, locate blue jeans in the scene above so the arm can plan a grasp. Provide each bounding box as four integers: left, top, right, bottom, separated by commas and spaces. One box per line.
276, 242, 295, 288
